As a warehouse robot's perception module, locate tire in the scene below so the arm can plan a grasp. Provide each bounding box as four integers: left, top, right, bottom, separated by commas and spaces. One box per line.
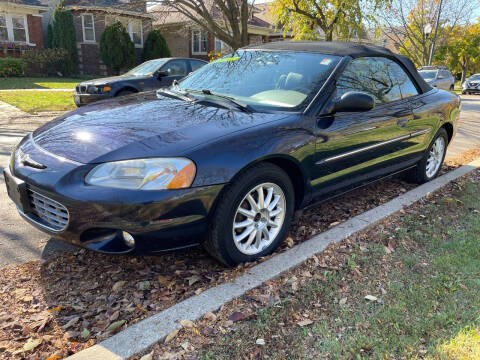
450, 85, 455, 91
115, 89, 135, 97
407, 128, 448, 184
204, 163, 295, 266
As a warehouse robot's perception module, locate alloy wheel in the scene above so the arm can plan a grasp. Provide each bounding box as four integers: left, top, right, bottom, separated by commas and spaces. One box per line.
232, 182, 286, 255
426, 136, 445, 178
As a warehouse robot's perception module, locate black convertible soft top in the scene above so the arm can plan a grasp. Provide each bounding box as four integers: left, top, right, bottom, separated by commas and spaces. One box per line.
245, 41, 432, 94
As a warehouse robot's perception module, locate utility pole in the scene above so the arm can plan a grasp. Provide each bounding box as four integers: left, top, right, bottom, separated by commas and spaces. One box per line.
428, 0, 444, 65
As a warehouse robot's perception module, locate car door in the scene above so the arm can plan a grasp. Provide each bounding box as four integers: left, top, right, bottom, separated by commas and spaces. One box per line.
311, 56, 417, 201
436, 70, 450, 90
157, 59, 190, 88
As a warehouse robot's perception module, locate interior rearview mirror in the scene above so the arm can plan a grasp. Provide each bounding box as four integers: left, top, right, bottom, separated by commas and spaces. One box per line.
334, 91, 375, 113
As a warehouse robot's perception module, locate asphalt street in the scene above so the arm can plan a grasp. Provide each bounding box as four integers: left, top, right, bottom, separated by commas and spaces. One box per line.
0, 95, 479, 267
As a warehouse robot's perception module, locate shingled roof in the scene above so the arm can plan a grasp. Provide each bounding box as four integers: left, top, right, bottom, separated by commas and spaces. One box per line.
64, 0, 148, 15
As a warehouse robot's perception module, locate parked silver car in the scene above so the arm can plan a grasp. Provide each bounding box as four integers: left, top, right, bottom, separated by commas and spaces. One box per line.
462, 74, 480, 94
418, 66, 455, 91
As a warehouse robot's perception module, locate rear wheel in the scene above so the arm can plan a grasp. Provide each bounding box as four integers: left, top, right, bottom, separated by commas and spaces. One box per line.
204, 163, 294, 266
407, 128, 448, 184
449, 84, 454, 91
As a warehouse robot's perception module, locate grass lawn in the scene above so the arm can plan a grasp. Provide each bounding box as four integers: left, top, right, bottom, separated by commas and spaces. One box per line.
202, 176, 480, 359
0, 76, 94, 90
0, 90, 75, 113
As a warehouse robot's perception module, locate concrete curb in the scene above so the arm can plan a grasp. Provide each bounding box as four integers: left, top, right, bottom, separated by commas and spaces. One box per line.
67, 159, 480, 360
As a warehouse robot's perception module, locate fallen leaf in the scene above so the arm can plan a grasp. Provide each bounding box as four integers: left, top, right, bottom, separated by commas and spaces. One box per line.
106, 320, 126, 333
45, 356, 62, 360
186, 275, 201, 286
140, 350, 154, 360
23, 337, 41, 352
204, 312, 217, 322
256, 338, 265, 345
62, 316, 80, 330
339, 297, 347, 306
136, 304, 147, 312
81, 328, 90, 339
112, 281, 126, 292
297, 319, 313, 327
164, 329, 179, 343
365, 295, 378, 302
137, 281, 151, 291
286, 237, 294, 247
229, 312, 246, 322
47, 306, 63, 313
179, 320, 194, 328
21, 295, 33, 302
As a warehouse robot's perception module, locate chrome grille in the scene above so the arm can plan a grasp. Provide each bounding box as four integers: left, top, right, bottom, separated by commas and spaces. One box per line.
27, 189, 69, 231
76, 85, 87, 94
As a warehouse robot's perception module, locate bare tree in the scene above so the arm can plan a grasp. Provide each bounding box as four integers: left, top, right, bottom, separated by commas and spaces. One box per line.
378, 0, 478, 66
150, 0, 257, 50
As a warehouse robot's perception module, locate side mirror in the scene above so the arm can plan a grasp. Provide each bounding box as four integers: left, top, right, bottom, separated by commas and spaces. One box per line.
156, 70, 168, 78
334, 91, 375, 113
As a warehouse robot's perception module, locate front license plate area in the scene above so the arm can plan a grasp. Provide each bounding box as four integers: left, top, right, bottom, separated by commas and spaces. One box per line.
3, 168, 30, 213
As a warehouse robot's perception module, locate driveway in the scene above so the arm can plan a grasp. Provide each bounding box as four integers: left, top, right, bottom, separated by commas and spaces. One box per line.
1, 95, 480, 267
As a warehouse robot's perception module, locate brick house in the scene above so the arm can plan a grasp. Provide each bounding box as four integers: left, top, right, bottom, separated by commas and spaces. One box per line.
149, 3, 273, 61
41, 0, 153, 75
0, 0, 47, 57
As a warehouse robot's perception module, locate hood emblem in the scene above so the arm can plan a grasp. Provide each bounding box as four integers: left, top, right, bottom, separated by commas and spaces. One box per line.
20, 153, 47, 169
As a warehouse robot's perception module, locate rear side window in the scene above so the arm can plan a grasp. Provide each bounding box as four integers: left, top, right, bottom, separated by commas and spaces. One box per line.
190, 60, 205, 72
336, 57, 419, 105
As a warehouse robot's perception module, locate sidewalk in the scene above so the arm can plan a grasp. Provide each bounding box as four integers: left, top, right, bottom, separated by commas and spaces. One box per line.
0, 88, 73, 92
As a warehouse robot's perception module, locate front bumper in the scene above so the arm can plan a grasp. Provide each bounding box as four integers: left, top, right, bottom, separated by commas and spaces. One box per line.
74, 93, 112, 106
4, 156, 224, 254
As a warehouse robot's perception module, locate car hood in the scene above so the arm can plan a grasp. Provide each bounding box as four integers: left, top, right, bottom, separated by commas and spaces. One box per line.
31, 92, 289, 164
79, 74, 148, 86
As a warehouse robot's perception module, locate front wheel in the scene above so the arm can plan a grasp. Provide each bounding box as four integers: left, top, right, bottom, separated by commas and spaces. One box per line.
204, 163, 295, 266
408, 128, 448, 184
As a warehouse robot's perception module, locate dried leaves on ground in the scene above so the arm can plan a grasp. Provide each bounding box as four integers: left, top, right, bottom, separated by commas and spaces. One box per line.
0, 150, 477, 359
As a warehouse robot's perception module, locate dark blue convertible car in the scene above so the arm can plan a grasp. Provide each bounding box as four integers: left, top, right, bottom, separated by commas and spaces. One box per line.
4, 41, 460, 266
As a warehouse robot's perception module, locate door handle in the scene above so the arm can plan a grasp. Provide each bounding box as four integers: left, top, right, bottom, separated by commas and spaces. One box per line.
397, 118, 409, 128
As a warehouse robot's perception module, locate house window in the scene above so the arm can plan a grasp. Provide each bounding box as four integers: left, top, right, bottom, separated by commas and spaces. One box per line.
130, 20, 142, 46
0, 14, 29, 43
0, 15, 7, 41
82, 14, 95, 42
214, 37, 226, 53
192, 30, 207, 54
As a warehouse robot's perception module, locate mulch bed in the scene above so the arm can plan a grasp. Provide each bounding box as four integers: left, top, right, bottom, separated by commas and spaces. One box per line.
0, 150, 477, 359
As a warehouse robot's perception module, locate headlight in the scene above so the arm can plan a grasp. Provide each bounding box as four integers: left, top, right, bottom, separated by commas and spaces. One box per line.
87, 85, 111, 94
85, 158, 196, 190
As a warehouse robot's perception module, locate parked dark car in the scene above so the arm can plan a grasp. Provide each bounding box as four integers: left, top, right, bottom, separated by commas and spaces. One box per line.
462, 74, 480, 94
418, 66, 455, 91
4, 42, 460, 266
73, 57, 207, 106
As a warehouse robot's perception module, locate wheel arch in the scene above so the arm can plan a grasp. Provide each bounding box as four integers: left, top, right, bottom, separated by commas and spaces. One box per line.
441, 122, 454, 144
227, 154, 308, 210
114, 86, 139, 96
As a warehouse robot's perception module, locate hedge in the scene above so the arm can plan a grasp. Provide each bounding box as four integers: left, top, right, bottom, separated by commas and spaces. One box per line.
0, 58, 27, 77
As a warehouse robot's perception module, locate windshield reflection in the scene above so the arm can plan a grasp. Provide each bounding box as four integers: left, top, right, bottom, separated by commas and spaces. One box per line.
177, 50, 341, 111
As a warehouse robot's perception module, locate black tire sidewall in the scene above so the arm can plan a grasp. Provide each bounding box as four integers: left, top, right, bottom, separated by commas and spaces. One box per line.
215, 164, 295, 265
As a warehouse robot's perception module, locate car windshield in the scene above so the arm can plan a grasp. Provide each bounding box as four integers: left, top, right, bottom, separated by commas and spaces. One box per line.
177, 50, 341, 111
125, 59, 168, 76
419, 70, 438, 79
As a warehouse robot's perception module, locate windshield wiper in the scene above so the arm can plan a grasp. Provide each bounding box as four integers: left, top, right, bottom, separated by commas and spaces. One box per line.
182, 88, 250, 112
156, 88, 194, 102
201, 89, 250, 112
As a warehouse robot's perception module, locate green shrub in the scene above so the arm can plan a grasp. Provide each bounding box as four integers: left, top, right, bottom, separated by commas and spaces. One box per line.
46, 23, 53, 49
0, 58, 27, 77
52, 0, 78, 75
142, 30, 171, 61
22, 48, 69, 75
100, 22, 136, 74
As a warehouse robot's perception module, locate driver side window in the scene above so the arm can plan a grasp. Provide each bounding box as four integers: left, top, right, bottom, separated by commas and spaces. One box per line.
336, 57, 418, 105
161, 60, 188, 76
